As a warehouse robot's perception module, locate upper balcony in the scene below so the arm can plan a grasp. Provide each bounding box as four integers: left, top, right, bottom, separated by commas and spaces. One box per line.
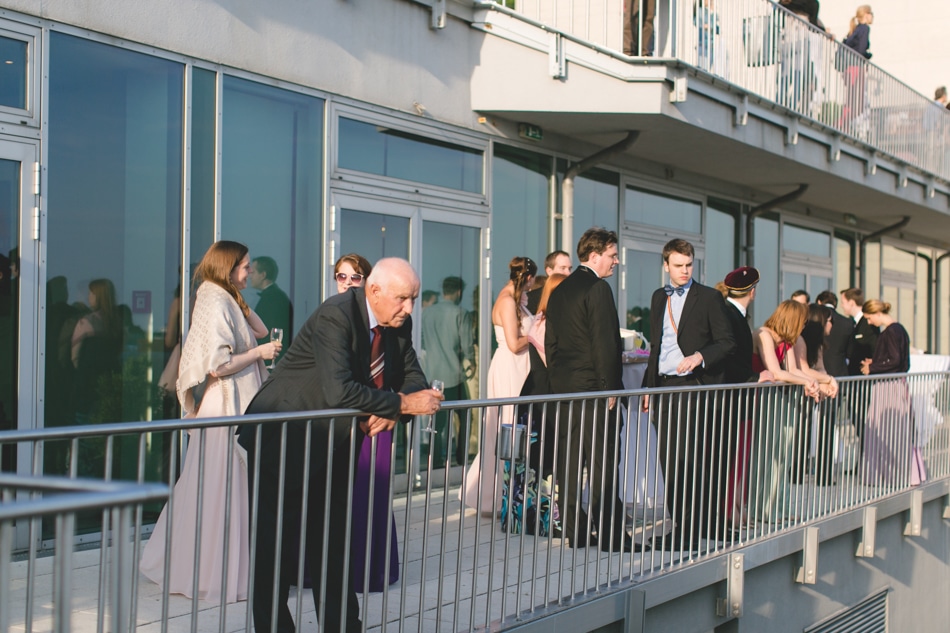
452, 0, 950, 238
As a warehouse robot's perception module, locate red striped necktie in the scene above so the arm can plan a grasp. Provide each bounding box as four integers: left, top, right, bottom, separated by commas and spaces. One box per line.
370, 326, 385, 389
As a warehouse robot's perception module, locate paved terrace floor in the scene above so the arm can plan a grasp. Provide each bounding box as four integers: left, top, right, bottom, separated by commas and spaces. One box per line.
7, 478, 876, 633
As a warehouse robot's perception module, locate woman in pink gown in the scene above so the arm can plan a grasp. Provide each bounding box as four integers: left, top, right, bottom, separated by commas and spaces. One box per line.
462, 256, 537, 514
140, 241, 280, 602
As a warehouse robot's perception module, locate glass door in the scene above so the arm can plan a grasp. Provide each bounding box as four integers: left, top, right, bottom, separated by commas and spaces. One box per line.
0, 138, 38, 549
328, 191, 487, 490
781, 264, 832, 304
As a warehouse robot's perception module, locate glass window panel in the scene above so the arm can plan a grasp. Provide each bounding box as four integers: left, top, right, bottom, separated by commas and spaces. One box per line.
624, 186, 701, 234
0, 159, 18, 472
865, 242, 881, 299
834, 235, 852, 295
46, 34, 183, 507
491, 145, 551, 303
916, 255, 929, 351
899, 287, 915, 347
783, 223, 830, 258
190, 68, 216, 275
809, 276, 831, 300
420, 221, 480, 470
567, 167, 619, 296
625, 249, 663, 342
338, 117, 482, 193
340, 209, 410, 263
753, 216, 779, 325
882, 244, 915, 274
705, 206, 736, 283
0, 36, 27, 110
221, 76, 324, 334
783, 271, 806, 301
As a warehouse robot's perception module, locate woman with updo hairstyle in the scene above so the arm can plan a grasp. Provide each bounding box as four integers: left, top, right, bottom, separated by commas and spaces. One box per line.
462, 256, 537, 514
141, 240, 279, 602
334, 253, 373, 294
858, 300, 921, 485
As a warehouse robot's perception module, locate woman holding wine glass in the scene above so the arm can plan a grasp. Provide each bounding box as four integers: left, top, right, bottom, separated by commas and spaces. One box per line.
140, 240, 280, 602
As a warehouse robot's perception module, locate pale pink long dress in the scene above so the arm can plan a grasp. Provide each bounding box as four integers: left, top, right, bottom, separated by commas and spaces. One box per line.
462, 320, 531, 514
139, 378, 256, 602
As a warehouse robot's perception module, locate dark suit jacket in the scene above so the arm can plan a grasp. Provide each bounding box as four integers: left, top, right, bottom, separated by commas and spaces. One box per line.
239, 287, 427, 478
823, 309, 853, 377
643, 281, 736, 387
847, 315, 880, 376
545, 266, 623, 394
722, 300, 756, 384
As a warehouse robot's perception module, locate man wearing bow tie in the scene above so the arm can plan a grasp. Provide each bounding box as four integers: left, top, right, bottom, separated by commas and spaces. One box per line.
643, 239, 735, 550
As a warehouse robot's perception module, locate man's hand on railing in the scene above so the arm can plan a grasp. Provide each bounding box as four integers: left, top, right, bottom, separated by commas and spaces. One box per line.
641, 394, 649, 413
399, 389, 444, 417
608, 397, 617, 410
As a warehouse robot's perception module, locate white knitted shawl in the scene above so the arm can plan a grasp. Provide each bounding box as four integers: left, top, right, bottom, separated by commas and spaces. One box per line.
177, 282, 264, 416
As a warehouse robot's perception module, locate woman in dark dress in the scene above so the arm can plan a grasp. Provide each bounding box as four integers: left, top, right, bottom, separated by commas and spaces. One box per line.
858, 299, 920, 486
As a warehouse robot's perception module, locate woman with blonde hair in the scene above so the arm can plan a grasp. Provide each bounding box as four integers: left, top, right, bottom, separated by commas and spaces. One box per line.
839, 5, 873, 131
462, 256, 537, 514
859, 300, 922, 486
140, 240, 280, 602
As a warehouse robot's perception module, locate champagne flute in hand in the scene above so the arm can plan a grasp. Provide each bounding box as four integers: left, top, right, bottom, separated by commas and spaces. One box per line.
420, 379, 444, 434
268, 328, 284, 369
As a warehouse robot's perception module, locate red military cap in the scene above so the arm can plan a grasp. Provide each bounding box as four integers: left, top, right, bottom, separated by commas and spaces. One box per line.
723, 266, 760, 291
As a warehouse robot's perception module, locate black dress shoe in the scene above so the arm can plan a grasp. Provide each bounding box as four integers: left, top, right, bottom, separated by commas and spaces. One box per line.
566, 534, 597, 549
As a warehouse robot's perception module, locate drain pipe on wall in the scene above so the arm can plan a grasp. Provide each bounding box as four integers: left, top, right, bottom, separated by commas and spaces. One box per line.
744, 184, 809, 269
858, 215, 911, 290
561, 131, 640, 252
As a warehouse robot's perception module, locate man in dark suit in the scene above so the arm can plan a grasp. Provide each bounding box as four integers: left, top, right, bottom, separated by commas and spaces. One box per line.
642, 239, 736, 549
840, 287, 879, 440
250, 256, 294, 361
815, 290, 852, 378
545, 227, 630, 552
840, 287, 879, 375
525, 250, 572, 314
238, 258, 442, 633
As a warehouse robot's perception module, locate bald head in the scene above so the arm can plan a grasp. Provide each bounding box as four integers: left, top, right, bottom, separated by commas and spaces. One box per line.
366, 257, 420, 328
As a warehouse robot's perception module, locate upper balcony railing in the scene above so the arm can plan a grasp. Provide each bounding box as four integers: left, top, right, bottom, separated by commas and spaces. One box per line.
481, 0, 950, 183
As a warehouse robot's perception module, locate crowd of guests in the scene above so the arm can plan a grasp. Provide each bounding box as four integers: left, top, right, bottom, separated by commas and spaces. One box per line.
137, 230, 925, 631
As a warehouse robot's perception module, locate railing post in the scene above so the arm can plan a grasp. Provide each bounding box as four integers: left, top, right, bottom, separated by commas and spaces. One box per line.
795, 526, 819, 584
856, 505, 877, 558
905, 489, 923, 537
717, 552, 744, 618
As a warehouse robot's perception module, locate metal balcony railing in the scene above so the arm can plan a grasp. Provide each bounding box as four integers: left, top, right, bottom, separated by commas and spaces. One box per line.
0, 476, 168, 633
481, 0, 950, 182
1, 372, 948, 632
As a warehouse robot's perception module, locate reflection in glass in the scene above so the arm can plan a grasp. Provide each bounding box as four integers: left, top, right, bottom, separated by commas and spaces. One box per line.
0, 36, 27, 110
753, 216, 780, 324
0, 159, 18, 472
625, 186, 701, 234
567, 167, 619, 296
783, 224, 831, 258
47, 34, 183, 519
492, 145, 551, 303
190, 68, 216, 273
625, 249, 662, 342
221, 76, 324, 323
338, 117, 482, 193
420, 221, 480, 469
705, 205, 736, 283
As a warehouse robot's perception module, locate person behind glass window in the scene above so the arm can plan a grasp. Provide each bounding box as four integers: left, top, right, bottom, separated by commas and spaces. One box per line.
249, 255, 293, 361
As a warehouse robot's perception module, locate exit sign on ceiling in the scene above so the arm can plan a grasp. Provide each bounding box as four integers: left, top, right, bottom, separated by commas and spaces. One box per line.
518, 123, 543, 141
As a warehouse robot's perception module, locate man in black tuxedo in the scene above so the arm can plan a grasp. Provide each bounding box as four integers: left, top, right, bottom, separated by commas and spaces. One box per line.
525, 250, 572, 314
642, 239, 735, 549
815, 290, 852, 378
238, 258, 442, 633
840, 287, 879, 375
545, 227, 629, 552
840, 287, 879, 440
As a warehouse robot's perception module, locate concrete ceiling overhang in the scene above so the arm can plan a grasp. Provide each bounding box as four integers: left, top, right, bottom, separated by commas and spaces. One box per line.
469, 9, 950, 247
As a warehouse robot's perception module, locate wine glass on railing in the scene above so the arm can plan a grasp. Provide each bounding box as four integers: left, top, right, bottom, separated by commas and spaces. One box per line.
420, 379, 444, 434
268, 327, 283, 369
